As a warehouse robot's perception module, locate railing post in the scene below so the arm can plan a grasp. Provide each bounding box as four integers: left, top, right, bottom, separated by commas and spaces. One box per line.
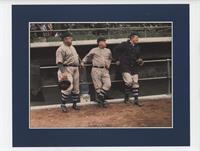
167, 58, 171, 94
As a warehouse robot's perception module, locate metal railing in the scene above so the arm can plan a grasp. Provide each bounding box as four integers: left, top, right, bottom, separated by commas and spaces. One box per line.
39, 59, 171, 69
39, 58, 172, 94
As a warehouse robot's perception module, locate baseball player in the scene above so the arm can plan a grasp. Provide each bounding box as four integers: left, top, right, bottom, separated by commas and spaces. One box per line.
81, 37, 112, 107
114, 33, 144, 106
56, 32, 80, 112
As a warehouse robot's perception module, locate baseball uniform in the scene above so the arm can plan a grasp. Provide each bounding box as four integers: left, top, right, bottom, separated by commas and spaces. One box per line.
82, 47, 112, 102
114, 40, 142, 103
56, 43, 80, 104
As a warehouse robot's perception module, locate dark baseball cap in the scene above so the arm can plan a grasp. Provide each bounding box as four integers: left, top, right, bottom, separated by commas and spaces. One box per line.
97, 37, 106, 43
129, 32, 139, 39
62, 32, 72, 39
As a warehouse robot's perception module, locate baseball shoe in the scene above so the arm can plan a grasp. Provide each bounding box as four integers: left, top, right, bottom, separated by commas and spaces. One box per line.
72, 102, 80, 110
133, 99, 143, 107
60, 104, 68, 112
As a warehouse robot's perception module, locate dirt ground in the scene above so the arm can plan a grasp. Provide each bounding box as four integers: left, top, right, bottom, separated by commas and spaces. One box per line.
30, 98, 172, 128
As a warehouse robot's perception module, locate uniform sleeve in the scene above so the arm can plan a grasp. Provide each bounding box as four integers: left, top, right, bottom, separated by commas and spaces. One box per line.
104, 49, 112, 68
56, 47, 64, 64
108, 49, 113, 65
82, 48, 94, 63
137, 46, 142, 59
108, 49, 113, 68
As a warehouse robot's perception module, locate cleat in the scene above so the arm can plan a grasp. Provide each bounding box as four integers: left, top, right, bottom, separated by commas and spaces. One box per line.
96, 99, 106, 108
124, 94, 130, 104
95, 99, 102, 107
133, 100, 143, 107
72, 103, 80, 110
60, 104, 68, 112
97, 100, 104, 108
124, 98, 129, 104
96, 95, 105, 108
102, 102, 108, 108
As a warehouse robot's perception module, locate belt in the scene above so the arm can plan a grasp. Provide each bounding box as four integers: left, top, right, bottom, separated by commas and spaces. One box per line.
93, 66, 105, 68
63, 64, 79, 67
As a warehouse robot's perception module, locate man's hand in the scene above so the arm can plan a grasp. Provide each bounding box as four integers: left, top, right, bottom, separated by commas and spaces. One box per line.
61, 72, 68, 81
57, 63, 65, 73
80, 62, 85, 69
105, 64, 110, 70
136, 58, 144, 66
115, 61, 120, 66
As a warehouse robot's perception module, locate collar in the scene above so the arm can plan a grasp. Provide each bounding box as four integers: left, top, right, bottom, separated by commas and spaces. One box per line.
129, 40, 135, 46
98, 46, 105, 49
62, 43, 72, 49
127, 40, 136, 47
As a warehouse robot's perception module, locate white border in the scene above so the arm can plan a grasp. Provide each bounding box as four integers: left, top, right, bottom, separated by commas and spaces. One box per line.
28, 21, 173, 129
1, 1, 200, 151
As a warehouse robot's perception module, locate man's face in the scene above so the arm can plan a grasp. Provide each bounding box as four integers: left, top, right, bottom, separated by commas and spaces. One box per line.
64, 36, 73, 46
98, 40, 107, 48
130, 35, 139, 44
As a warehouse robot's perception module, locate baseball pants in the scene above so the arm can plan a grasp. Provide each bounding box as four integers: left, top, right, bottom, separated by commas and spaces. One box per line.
122, 72, 139, 98
57, 67, 80, 103
91, 68, 111, 99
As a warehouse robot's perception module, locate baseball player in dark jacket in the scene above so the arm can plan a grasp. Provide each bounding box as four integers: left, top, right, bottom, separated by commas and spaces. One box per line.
114, 33, 144, 106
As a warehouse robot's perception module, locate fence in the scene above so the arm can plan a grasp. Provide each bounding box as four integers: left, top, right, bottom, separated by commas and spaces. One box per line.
30, 26, 171, 42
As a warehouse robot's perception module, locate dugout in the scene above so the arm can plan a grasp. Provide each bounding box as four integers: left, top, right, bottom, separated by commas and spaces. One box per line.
30, 37, 172, 106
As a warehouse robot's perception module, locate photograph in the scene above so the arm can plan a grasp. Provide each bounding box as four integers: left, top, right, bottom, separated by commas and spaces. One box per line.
29, 22, 172, 128
10, 4, 191, 147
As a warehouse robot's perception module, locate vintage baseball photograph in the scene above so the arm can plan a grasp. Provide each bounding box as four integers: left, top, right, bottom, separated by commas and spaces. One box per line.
29, 22, 172, 128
